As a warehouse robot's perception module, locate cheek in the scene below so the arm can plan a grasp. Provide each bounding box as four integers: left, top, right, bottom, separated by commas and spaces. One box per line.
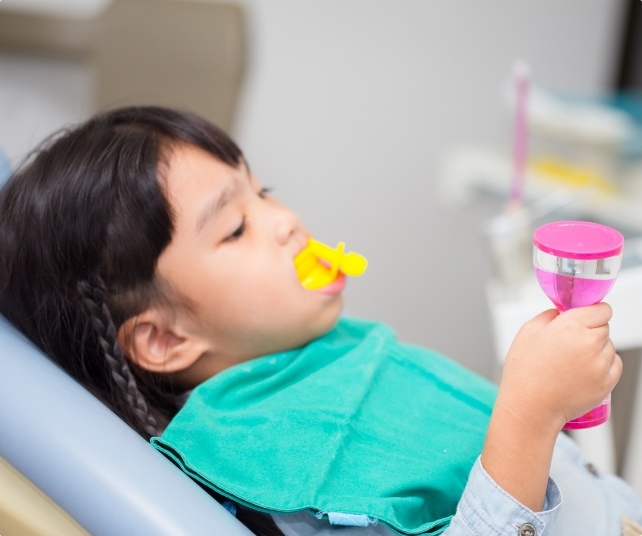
207, 263, 278, 312
222, 267, 304, 325
171, 246, 304, 327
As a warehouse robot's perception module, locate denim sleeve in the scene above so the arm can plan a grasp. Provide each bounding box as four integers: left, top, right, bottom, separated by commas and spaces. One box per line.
444, 457, 562, 536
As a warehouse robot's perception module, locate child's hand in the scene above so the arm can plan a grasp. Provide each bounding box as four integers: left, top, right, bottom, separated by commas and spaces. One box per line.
481, 303, 620, 511
497, 302, 622, 434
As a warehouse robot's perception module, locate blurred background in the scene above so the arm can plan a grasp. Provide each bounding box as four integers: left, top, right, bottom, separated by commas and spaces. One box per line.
1, 0, 642, 486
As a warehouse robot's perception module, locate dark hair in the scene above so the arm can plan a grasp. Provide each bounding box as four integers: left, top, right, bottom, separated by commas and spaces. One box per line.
0, 106, 283, 535
0, 105, 242, 436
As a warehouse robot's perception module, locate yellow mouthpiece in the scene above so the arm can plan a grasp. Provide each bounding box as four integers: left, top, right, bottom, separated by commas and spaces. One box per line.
294, 239, 368, 290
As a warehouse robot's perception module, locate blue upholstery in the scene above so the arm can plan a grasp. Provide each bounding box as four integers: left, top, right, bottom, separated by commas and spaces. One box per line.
0, 315, 253, 535
0, 149, 10, 184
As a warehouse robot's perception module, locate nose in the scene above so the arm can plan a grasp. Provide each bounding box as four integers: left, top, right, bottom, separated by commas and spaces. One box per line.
272, 200, 304, 246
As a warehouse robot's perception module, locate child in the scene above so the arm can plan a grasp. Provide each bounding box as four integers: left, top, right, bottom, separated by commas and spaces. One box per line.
0, 106, 640, 536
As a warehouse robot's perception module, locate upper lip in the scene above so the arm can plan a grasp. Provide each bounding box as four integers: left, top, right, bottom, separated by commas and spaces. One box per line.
294, 235, 311, 258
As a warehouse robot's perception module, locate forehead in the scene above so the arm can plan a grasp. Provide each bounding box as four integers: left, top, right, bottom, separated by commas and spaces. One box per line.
163, 144, 247, 213
165, 143, 244, 189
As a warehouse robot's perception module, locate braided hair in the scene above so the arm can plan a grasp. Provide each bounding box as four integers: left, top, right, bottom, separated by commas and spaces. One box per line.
76, 277, 159, 437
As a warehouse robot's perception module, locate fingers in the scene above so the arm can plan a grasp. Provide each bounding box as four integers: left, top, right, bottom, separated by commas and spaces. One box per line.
568, 302, 613, 328
611, 352, 623, 387
522, 302, 612, 335
591, 324, 611, 348
522, 308, 559, 333
602, 341, 623, 391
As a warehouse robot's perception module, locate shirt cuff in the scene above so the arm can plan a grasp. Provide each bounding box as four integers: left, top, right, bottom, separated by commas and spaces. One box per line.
447, 457, 562, 536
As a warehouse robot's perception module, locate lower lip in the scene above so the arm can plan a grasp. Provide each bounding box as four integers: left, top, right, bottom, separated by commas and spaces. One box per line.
313, 273, 346, 295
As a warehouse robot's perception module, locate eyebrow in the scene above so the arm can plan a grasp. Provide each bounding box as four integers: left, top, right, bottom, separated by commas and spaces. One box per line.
195, 178, 238, 235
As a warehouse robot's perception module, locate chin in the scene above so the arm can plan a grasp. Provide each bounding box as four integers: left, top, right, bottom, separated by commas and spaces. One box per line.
280, 308, 342, 352
312, 300, 344, 338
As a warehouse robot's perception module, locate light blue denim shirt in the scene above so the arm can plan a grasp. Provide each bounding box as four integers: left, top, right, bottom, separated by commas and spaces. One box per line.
445, 457, 561, 535
273, 433, 642, 536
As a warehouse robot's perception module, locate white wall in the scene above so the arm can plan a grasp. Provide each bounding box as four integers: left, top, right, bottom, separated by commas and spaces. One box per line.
0, 53, 94, 168
0, 0, 112, 19
230, 0, 625, 376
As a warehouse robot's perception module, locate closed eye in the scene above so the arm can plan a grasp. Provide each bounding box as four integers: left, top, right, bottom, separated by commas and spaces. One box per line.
258, 187, 272, 199
226, 217, 246, 241
225, 187, 271, 242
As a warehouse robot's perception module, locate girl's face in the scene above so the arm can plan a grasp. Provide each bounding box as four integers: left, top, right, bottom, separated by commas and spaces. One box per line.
155, 144, 344, 382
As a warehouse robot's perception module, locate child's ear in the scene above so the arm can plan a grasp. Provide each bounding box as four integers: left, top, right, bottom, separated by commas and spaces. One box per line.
117, 309, 207, 374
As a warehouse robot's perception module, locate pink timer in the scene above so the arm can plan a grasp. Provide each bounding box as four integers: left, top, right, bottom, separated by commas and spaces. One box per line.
533, 221, 624, 429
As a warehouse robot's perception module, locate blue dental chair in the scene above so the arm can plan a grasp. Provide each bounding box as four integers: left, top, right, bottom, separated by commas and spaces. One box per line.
0, 313, 253, 535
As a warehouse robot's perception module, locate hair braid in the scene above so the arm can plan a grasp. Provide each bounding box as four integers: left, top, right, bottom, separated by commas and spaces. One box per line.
77, 278, 159, 438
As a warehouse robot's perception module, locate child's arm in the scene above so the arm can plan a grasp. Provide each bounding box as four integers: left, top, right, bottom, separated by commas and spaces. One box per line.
481, 302, 620, 512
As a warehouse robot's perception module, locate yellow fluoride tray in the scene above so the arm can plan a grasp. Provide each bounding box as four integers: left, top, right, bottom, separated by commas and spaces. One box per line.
294, 239, 367, 290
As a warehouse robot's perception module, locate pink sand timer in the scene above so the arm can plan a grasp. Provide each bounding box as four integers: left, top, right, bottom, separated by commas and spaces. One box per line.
533, 221, 624, 429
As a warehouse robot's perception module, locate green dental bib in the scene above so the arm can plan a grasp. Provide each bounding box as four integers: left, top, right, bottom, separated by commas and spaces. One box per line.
151, 318, 497, 535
